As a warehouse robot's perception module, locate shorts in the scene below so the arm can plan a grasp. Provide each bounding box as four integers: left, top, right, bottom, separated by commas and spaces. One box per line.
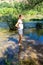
18, 29, 23, 35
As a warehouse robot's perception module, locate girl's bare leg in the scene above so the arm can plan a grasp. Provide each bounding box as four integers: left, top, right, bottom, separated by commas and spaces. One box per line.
19, 34, 23, 45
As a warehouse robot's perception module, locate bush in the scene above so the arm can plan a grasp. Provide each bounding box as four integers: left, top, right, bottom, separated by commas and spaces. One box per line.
0, 2, 12, 8
36, 23, 42, 30
3, 14, 18, 31
29, 10, 38, 15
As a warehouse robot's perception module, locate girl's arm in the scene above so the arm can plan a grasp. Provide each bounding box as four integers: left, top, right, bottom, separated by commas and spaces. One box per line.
15, 22, 19, 28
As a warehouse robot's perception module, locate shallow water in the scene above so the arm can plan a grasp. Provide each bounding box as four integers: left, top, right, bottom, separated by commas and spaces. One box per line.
25, 32, 43, 44
0, 21, 43, 44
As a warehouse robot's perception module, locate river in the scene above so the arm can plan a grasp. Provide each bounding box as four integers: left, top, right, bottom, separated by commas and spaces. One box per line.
0, 21, 43, 44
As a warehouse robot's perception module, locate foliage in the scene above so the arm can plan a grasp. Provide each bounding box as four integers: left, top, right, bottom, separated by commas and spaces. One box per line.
36, 23, 42, 30
2, 14, 18, 31
0, 7, 18, 15
27, 0, 43, 9
29, 10, 38, 15
0, 1, 43, 15
36, 22, 43, 35
0, 1, 43, 30
0, 2, 12, 8
13, 2, 29, 14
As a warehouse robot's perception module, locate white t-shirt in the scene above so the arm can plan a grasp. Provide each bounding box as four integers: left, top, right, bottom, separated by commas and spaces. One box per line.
18, 19, 23, 29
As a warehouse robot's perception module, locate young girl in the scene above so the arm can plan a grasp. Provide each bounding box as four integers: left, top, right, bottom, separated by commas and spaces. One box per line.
15, 15, 23, 46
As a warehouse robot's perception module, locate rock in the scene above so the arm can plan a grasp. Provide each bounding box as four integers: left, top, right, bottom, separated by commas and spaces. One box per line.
30, 52, 38, 59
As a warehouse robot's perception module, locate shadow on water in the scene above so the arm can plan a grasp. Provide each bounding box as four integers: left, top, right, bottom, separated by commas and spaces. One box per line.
30, 18, 43, 21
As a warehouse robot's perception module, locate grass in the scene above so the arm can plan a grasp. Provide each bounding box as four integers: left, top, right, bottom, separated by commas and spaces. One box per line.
0, 28, 17, 36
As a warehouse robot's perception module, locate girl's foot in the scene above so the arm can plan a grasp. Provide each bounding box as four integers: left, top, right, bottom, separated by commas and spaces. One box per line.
18, 43, 24, 50
18, 43, 22, 46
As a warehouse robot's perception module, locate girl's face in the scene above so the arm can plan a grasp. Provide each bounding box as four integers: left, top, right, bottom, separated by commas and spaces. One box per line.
19, 16, 22, 19
19, 15, 24, 20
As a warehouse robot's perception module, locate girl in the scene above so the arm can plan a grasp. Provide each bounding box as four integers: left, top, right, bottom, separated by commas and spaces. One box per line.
15, 15, 23, 46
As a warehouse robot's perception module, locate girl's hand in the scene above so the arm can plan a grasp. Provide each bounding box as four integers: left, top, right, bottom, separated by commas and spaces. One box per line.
15, 25, 19, 29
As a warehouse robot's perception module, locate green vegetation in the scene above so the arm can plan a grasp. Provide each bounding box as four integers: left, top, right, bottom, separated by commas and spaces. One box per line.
0, 2, 12, 8
0, 1, 43, 19
0, 1, 43, 30
2, 14, 18, 31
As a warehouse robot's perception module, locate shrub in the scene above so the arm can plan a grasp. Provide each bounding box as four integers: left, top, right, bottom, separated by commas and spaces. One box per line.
0, 2, 12, 8
36, 23, 42, 30
3, 14, 18, 31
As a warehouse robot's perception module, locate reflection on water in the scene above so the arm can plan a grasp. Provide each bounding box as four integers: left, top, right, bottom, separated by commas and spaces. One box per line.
24, 29, 43, 44
26, 33, 43, 44
24, 21, 43, 44
0, 22, 8, 28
